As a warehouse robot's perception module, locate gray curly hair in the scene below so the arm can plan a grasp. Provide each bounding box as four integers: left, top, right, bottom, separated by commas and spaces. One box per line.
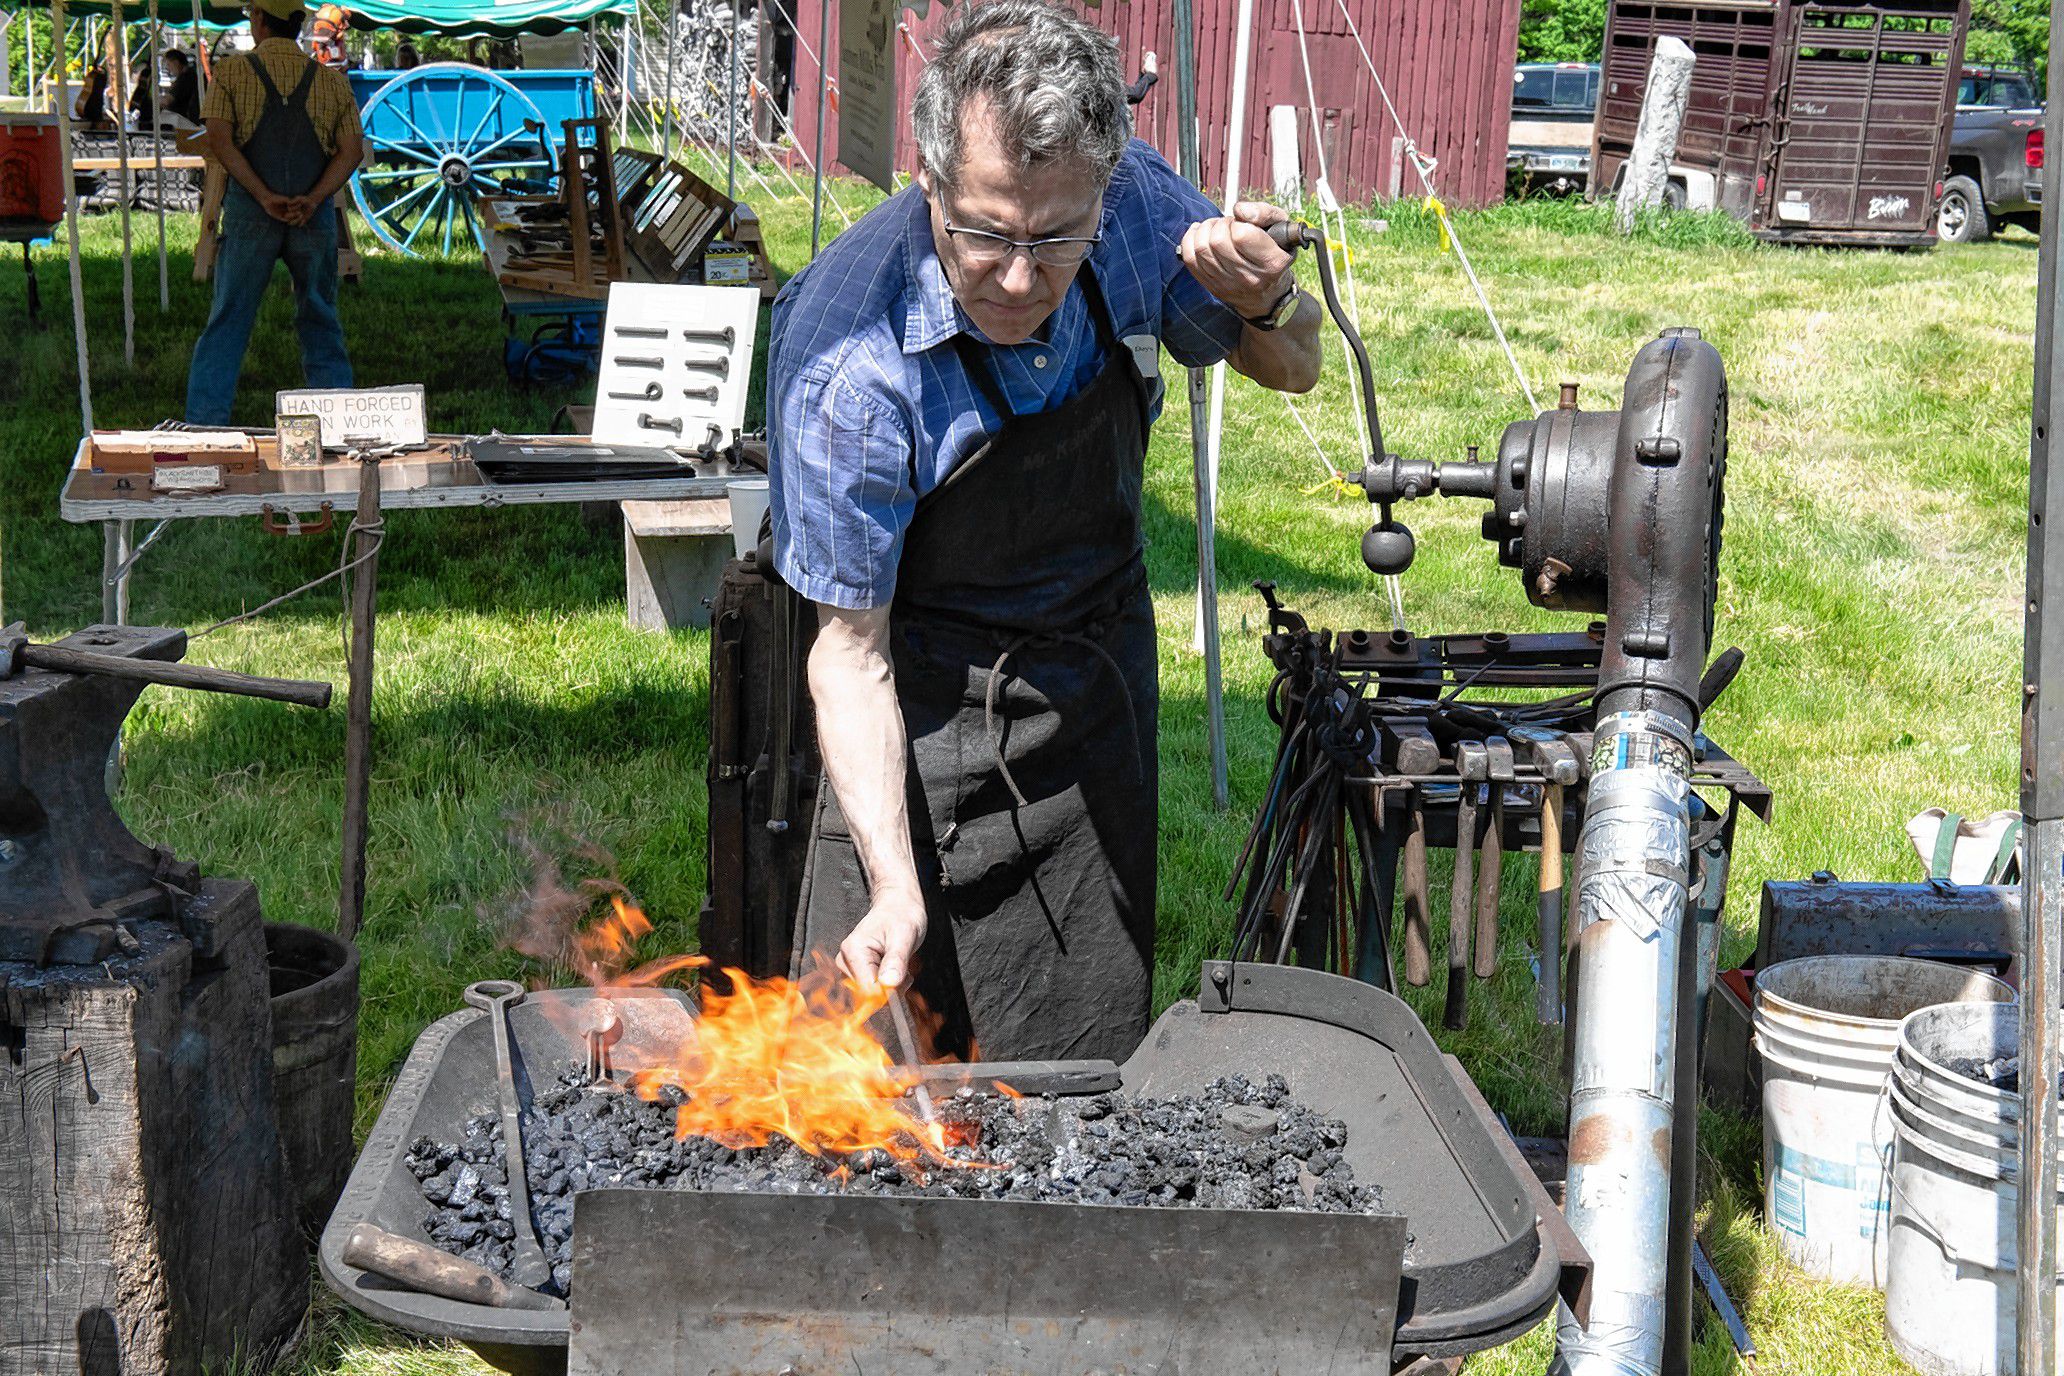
910, 0, 1131, 189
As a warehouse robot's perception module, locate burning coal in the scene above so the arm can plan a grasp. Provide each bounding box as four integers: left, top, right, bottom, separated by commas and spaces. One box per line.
409, 1072, 1384, 1294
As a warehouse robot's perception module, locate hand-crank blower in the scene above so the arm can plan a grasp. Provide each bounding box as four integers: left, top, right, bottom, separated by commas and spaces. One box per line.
1270, 218, 1728, 1376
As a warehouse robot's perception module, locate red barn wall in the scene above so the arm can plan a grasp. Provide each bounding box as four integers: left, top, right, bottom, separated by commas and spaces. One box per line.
787, 0, 1523, 208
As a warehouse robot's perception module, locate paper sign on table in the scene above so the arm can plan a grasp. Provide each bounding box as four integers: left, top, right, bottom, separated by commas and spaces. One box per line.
275, 384, 428, 449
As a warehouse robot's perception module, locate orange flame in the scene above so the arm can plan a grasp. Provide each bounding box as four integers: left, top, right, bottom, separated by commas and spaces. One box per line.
572, 898, 950, 1164
570, 896, 713, 990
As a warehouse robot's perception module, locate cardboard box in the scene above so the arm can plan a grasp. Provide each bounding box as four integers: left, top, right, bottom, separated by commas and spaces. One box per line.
89, 430, 257, 477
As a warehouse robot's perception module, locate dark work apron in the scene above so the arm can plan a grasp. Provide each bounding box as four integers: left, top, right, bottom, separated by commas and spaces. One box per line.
793, 270, 1159, 1064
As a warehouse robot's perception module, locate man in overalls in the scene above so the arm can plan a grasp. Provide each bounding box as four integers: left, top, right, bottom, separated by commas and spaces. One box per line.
185, 0, 363, 426
769, 0, 1321, 1062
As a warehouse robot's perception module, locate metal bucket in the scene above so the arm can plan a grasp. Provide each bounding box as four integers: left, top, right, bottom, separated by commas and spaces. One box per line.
1885, 1001, 2063, 1376
1752, 955, 2013, 1286
268, 923, 361, 1233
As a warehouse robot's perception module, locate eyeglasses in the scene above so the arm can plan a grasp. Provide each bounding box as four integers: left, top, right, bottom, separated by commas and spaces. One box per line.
941, 215, 1102, 268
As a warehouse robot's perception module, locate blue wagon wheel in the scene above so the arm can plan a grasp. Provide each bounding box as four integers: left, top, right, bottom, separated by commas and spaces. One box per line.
351, 63, 555, 257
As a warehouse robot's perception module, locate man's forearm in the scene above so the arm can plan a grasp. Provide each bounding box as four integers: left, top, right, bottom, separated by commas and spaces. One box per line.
809, 605, 925, 906
1227, 289, 1323, 393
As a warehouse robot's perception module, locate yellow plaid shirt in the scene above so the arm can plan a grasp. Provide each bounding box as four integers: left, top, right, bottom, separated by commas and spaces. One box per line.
200, 39, 360, 157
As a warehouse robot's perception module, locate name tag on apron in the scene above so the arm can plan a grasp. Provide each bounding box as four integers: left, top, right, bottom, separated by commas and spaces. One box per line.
1123, 333, 1161, 383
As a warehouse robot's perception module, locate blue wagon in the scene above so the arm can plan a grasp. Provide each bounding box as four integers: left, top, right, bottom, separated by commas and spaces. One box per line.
346, 63, 597, 257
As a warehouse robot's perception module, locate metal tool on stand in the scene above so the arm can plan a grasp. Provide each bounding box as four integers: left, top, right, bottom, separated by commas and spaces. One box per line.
1447, 741, 1487, 1030
1474, 736, 1514, 980
1511, 726, 1581, 1024
1400, 788, 1431, 986
463, 980, 553, 1289
0, 623, 331, 707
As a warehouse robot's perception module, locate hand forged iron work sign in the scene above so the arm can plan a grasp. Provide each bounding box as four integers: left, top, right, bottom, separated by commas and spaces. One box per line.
276, 385, 428, 449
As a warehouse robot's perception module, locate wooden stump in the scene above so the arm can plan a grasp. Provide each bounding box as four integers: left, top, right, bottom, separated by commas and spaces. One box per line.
1, 880, 309, 1374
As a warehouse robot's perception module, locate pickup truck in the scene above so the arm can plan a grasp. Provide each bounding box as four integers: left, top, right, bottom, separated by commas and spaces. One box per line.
1508, 61, 1600, 198
1939, 66, 2043, 243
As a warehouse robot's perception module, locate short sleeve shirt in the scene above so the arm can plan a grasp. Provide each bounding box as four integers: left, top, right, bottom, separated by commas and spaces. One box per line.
767, 139, 1245, 611
200, 38, 361, 156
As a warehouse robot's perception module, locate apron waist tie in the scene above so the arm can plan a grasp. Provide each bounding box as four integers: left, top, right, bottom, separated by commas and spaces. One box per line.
983, 626, 1145, 810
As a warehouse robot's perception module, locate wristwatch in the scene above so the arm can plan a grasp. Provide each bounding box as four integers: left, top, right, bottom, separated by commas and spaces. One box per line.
1244, 281, 1302, 332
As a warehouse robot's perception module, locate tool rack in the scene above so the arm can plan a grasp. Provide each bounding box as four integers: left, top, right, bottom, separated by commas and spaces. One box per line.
1233, 586, 1770, 1024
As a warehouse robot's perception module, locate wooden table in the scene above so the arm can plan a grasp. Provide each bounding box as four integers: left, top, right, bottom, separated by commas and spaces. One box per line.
60, 432, 750, 525
60, 428, 764, 938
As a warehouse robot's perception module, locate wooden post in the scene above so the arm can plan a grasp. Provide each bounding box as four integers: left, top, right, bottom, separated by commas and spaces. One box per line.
338, 456, 383, 942
752, 0, 777, 146
1616, 35, 1694, 234
2016, 15, 2064, 1371
0, 880, 308, 1371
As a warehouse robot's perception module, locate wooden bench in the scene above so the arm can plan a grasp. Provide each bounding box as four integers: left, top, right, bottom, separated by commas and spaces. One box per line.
622, 497, 734, 631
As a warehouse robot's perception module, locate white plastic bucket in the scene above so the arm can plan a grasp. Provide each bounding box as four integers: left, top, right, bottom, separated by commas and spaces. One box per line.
1752, 955, 2013, 1287
1885, 1001, 2063, 1376
727, 478, 770, 559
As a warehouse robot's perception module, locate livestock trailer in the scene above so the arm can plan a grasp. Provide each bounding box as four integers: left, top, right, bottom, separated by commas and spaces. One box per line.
1590, 0, 1969, 246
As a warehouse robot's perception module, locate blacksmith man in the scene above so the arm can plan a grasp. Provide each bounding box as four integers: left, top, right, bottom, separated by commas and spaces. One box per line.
768, 0, 1321, 1061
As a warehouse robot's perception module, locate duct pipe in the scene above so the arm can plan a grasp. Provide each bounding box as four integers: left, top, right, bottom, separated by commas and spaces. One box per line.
1553, 329, 1726, 1376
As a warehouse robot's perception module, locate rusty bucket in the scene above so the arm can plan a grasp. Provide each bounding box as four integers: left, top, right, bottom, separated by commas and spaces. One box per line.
268, 922, 361, 1233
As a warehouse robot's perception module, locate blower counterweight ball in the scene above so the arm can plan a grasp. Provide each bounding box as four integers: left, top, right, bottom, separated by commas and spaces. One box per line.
1362, 522, 1415, 577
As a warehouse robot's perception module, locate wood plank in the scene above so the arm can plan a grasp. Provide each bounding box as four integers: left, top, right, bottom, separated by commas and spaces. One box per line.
73, 154, 206, 171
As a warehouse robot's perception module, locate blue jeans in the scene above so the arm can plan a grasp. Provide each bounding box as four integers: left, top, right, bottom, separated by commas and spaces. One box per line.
184, 196, 353, 425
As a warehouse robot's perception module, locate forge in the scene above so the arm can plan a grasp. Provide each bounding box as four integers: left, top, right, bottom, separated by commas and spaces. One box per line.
321, 961, 1589, 1375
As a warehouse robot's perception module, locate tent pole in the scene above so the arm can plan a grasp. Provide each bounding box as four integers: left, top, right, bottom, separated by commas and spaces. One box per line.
148, 0, 166, 312
808, 0, 828, 255
1197, 0, 1253, 661
112, 0, 134, 370
725, 0, 738, 201
661, 0, 676, 161
53, 0, 91, 434
24, 12, 32, 110
190, 8, 205, 100
1171, 0, 1225, 810
618, 13, 632, 144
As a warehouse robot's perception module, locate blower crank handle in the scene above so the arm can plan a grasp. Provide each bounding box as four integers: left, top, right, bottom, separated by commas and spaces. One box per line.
1265, 221, 1413, 575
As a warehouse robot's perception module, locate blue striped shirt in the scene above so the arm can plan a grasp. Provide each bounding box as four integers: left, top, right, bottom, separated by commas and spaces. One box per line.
767, 139, 1245, 610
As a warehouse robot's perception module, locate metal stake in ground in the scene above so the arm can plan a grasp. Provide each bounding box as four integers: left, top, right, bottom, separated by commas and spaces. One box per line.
338, 453, 384, 943
463, 981, 554, 1289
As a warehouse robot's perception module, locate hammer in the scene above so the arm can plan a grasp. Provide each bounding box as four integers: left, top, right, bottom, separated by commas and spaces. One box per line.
1512, 725, 1581, 1024
1446, 740, 1488, 1030
0, 623, 331, 709
1473, 736, 1515, 981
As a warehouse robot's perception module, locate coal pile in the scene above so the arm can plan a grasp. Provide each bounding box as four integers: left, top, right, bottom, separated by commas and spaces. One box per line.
407, 1073, 1383, 1293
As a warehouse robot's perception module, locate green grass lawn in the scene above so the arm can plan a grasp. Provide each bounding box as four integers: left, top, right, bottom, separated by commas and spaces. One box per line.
7, 186, 2034, 1375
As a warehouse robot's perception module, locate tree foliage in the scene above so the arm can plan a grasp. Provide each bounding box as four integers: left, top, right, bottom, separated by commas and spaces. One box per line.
1966, 0, 2047, 85
1516, 0, 1607, 65
1517, 0, 2049, 90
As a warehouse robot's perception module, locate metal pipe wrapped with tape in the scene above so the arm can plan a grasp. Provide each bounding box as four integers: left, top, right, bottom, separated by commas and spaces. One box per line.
1553, 712, 1694, 1375
1554, 328, 1727, 1376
